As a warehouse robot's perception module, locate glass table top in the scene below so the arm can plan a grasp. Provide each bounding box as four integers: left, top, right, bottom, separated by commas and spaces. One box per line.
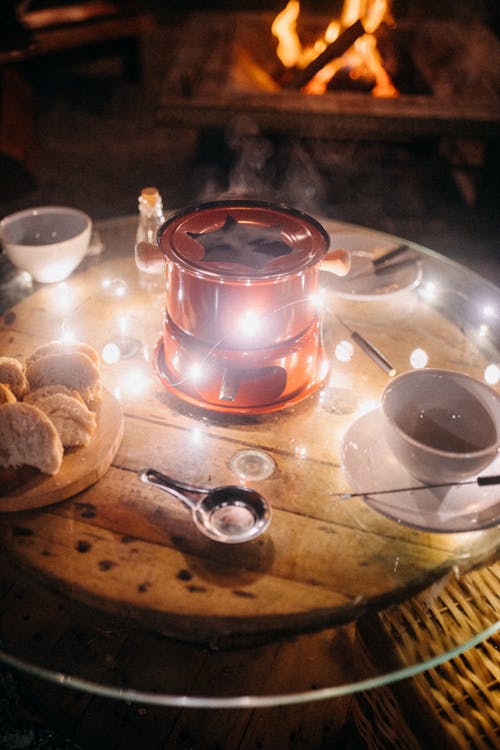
0, 214, 498, 707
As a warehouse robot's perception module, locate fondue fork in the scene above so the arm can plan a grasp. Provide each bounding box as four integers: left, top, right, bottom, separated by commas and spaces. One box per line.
347, 255, 418, 282
336, 317, 396, 377
373, 244, 411, 267
333, 474, 500, 499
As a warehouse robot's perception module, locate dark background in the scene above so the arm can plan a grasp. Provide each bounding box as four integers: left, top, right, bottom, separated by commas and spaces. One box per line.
1, 0, 499, 285
0, 3, 499, 748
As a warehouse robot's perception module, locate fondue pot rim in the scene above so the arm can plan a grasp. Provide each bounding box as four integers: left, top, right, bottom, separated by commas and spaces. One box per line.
157, 199, 330, 281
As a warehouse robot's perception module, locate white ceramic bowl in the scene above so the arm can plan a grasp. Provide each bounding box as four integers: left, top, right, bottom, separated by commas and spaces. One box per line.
381, 368, 500, 484
0, 206, 92, 283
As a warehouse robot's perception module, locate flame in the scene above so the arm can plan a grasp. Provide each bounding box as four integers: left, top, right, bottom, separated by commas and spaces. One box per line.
271, 0, 302, 68
271, 0, 398, 97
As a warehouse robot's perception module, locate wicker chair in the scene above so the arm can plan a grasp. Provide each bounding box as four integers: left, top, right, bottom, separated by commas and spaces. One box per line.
353, 562, 500, 749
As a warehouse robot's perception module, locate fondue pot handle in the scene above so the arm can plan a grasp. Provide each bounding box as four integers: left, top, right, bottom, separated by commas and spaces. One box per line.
319, 248, 351, 276
135, 241, 164, 273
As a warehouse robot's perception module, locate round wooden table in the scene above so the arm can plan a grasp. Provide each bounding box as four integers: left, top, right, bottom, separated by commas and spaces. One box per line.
0, 215, 498, 710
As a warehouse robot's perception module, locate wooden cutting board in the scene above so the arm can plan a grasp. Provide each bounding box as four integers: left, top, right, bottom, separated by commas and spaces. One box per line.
0, 389, 123, 512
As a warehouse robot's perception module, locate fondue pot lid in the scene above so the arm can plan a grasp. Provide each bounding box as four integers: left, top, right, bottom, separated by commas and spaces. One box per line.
158, 200, 330, 279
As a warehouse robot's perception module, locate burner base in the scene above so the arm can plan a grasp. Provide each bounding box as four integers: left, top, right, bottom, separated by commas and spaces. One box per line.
153, 318, 329, 414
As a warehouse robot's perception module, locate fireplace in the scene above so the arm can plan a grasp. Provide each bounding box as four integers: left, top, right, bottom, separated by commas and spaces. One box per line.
157, 5, 500, 141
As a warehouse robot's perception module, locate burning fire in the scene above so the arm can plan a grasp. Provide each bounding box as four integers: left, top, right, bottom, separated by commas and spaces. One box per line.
271, 0, 398, 97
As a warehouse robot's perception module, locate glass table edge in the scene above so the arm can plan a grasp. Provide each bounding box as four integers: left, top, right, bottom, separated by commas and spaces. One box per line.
0, 620, 498, 708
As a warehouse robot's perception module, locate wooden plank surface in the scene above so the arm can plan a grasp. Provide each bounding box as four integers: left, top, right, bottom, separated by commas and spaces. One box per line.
0, 216, 498, 648
1, 557, 357, 747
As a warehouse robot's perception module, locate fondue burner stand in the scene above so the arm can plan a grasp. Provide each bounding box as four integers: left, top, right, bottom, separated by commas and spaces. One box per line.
153, 201, 333, 414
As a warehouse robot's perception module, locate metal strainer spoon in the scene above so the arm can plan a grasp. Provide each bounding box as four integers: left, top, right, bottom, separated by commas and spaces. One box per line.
138, 468, 271, 543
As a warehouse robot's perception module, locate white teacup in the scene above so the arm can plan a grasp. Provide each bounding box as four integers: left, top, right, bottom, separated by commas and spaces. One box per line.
381, 369, 500, 484
0, 206, 92, 283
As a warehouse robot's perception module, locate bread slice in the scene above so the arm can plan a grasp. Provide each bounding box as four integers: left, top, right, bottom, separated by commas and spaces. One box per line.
26, 340, 100, 369
24, 383, 84, 406
0, 383, 16, 405
0, 357, 29, 399
0, 402, 63, 474
26, 351, 101, 407
30, 392, 96, 448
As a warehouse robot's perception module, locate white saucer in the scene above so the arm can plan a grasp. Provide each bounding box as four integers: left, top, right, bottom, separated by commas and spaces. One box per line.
340, 408, 500, 532
325, 232, 423, 300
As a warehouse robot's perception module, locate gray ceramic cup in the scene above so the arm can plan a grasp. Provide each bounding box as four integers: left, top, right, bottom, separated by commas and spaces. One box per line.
381, 368, 500, 484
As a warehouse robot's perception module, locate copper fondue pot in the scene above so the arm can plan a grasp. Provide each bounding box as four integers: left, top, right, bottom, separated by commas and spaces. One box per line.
148, 201, 348, 349
139, 201, 349, 412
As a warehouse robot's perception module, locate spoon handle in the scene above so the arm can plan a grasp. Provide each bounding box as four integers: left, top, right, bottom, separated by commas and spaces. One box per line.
140, 468, 209, 494
138, 468, 197, 511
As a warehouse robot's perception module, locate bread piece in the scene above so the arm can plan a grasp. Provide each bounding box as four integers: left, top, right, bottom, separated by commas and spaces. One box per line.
24, 384, 84, 406
26, 340, 100, 369
32, 393, 96, 448
0, 357, 29, 399
0, 383, 16, 405
0, 402, 63, 474
26, 352, 101, 407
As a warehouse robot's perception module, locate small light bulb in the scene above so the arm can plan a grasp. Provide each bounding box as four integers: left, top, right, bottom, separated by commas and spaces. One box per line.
102, 342, 121, 364
484, 364, 500, 386
190, 427, 204, 445
420, 281, 438, 301
237, 310, 261, 338
122, 368, 151, 397
59, 327, 76, 344
410, 348, 428, 369
310, 291, 325, 310
53, 282, 73, 313
358, 399, 379, 416
102, 277, 128, 298
335, 339, 354, 363
187, 362, 204, 383
117, 315, 129, 335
